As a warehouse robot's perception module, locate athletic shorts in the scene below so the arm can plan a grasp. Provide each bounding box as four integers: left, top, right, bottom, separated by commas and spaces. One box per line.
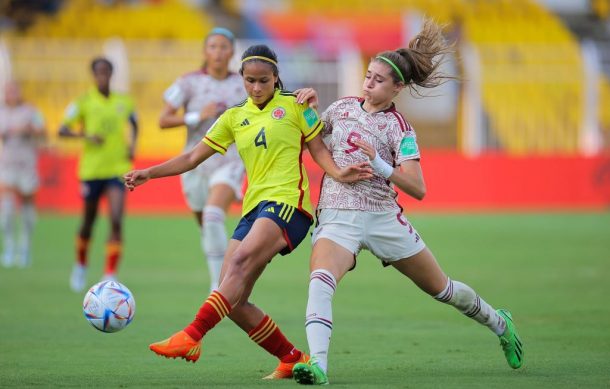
180, 160, 245, 212
0, 166, 38, 195
80, 177, 125, 202
232, 200, 313, 256
312, 208, 426, 263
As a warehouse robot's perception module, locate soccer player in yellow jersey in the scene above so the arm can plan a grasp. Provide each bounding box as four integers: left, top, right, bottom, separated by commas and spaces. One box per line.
124, 44, 371, 380
59, 57, 138, 292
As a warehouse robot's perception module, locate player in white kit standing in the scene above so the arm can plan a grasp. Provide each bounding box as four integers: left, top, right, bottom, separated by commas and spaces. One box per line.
0, 81, 46, 267
292, 20, 524, 385
159, 28, 246, 292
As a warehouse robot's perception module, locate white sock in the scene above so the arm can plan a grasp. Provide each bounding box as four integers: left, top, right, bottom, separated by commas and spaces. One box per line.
19, 202, 36, 265
305, 269, 337, 374
0, 194, 16, 261
435, 278, 506, 336
202, 205, 227, 291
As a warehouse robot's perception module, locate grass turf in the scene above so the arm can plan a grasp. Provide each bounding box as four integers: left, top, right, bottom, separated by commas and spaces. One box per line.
0, 212, 609, 388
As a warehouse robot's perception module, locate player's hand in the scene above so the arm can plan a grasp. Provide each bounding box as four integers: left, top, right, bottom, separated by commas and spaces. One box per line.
295, 88, 319, 110
123, 169, 151, 191
352, 139, 376, 160
334, 162, 373, 183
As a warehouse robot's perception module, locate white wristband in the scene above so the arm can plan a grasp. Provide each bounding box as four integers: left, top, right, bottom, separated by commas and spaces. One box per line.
184, 112, 201, 126
370, 153, 394, 179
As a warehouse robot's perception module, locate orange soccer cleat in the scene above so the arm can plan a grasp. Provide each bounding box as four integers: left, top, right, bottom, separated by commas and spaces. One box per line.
149, 330, 202, 363
262, 353, 310, 380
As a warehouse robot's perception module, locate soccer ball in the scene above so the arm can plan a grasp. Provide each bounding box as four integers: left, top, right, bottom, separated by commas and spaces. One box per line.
83, 280, 136, 333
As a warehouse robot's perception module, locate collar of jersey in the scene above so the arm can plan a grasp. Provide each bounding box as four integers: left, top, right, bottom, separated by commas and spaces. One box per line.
90, 87, 115, 100
358, 97, 396, 114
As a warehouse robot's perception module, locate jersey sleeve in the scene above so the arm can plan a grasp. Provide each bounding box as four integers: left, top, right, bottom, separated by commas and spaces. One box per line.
202, 112, 234, 154
297, 103, 323, 142
62, 98, 83, 127
394, 125, 421, 164
163, 78, 187, 108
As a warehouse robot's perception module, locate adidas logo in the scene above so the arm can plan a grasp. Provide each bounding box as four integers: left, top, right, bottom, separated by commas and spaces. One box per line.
265, 207, 275, 213
240, 118, 250, 126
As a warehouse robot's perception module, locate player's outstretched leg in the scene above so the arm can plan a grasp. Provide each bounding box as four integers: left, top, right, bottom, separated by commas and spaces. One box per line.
293, 357, 329, 385
497, 309, 524, 369
149, 290, 231, 363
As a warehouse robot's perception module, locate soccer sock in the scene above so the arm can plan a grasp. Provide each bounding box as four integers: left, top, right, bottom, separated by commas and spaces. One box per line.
305, 269, 337, 373
202, 205, 227, 291
0, 193, 16, 260
19, 202, 36, 264
76, 236, 90, 267
248, 315, 302, 363
104, 240, 122, 275
435, 278, 506, 336
184, 290, 232, 341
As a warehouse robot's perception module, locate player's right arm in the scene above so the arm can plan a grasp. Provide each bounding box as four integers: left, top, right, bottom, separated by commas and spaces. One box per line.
58, 99, 103, 144
159, 80, 222, 129
124, 141, 217, 190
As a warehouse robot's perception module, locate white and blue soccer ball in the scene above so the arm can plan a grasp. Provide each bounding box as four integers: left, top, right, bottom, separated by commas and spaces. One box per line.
83, 280, 136, 333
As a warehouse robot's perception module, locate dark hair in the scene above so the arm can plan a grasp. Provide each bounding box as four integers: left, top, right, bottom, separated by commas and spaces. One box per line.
374, 19, 454, 96
239, 44, 284, 90
91, 57, 114, 73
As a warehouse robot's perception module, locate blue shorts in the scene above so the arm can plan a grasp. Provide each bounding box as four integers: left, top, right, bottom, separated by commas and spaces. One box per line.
80, 178, 125, 202
232, 200, 313, 256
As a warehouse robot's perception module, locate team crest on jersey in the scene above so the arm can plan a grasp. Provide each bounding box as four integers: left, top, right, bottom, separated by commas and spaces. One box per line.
272, 107, 286, 120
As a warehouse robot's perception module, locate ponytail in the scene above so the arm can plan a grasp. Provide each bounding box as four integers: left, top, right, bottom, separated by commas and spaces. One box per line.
375, 18, 454, 95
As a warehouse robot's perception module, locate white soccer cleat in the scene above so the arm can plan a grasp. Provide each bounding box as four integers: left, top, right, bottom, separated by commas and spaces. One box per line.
70, 264, 87, 292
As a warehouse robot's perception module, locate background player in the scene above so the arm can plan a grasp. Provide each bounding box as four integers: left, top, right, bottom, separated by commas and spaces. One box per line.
292, 20, 523, 385
0, 81, 46, 268
159, 27, 246, 292
125, 44, 371, 380
59, 57, 139, 292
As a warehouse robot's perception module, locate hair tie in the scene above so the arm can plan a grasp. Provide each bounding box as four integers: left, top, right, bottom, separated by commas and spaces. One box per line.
241, 56, 277, 66
376, 55, 405, 83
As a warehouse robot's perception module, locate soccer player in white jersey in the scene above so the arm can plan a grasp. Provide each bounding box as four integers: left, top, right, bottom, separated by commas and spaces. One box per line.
159, 27, 246, 291
0, 81, 46, 268
292, 20, 523, 385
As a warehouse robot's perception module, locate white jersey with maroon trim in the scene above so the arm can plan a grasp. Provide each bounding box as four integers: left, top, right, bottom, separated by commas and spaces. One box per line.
317, 97, 421, 212
164, 70, 245, 172
0, 103, 44, 172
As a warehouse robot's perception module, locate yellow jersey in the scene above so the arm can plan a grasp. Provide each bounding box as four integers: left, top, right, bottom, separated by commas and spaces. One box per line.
63, 88, 136, 180
204, 90, 322, 217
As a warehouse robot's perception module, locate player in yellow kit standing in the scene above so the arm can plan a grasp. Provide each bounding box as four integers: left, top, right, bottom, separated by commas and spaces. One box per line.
59, 57, 138, 292
124, 44, 371, 380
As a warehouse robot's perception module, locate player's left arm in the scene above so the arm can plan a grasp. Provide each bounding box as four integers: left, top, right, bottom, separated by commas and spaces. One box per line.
128, 111, 139, 161
308, 134, 372, 183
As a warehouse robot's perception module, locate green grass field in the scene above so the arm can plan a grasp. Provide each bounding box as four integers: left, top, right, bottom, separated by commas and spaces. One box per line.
1, 212, 609, 388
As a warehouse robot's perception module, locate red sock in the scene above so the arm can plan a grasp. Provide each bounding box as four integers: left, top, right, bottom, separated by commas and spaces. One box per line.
184, 291, 232, 341
104, 241, 122, 275
248, 315, 302, 363
76, 236, 90, 266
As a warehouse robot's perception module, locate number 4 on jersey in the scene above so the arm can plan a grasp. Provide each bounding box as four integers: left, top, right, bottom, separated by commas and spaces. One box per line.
255, 127, 267, 149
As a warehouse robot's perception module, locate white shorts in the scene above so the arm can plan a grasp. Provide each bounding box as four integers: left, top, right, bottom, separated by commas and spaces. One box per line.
312, 208, 426, 263
0, 166, 39, 195
180, 160, 245, 212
